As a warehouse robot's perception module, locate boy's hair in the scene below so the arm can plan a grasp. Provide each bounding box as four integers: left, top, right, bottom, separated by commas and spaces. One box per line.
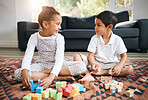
38, 6, 60, 28
96, 11, 117, 28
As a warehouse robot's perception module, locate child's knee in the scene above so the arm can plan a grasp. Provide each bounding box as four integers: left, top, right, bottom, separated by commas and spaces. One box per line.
128, 65, 133, 74
73, 54, 82, 61
14, 69, 22, 81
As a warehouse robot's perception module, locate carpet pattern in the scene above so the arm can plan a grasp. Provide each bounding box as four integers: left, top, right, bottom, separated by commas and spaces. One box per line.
0, 58, 148, 100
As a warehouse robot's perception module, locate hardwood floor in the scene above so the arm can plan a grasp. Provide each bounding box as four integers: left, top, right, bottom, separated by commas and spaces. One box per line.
0, 48, 148, 60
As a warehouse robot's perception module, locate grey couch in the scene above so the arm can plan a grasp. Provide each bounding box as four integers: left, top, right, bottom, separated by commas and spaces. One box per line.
17, 11, 148, 52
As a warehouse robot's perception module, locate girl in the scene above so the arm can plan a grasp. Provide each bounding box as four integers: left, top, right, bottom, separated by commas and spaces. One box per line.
14, 6, 89, 89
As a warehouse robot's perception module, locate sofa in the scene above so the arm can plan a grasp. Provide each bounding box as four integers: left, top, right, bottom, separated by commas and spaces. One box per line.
17, 11, 148, 52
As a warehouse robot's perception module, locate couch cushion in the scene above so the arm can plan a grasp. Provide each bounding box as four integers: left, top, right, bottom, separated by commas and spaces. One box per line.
61, 29, 96, 39
61, 16, 67, 29
67, 15, 96, 29
115, 11, 129, 23
113, 28, 139, 38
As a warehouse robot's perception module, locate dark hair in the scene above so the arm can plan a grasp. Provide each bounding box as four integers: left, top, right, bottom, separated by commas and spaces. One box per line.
38, 6, 60, 28
96, 11, 117, 28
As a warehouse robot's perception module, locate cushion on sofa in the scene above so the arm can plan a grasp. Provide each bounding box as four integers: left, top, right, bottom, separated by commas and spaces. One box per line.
115, 11, 129, 23
61, 29, 95, 39
115, 20, 137, 28
25, 29, 40, 40
67, 15, 96, 29
61, 16, 67, 29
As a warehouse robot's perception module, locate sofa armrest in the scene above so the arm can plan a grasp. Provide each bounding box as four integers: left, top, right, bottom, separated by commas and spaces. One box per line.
138, 19, 148, 49
17, 21, 39, 51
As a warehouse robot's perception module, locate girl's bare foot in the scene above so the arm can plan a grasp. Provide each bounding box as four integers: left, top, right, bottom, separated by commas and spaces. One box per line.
91, 69, 109, 76
54, 76, 75, 81
78, 74, 95, 84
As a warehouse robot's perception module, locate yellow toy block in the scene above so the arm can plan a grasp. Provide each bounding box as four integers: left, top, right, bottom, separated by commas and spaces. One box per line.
61, 81, 67, 88
70, 88, 80, 97
72, 84, 79, 91
35, 94, 42, 100
125, 90, 134, 97
27, 93, 41, 100
41, 90, 49, 99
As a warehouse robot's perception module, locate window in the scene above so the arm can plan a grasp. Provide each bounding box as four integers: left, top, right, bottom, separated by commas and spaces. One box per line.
109, 0, 133, 20
55, 0, 109, 17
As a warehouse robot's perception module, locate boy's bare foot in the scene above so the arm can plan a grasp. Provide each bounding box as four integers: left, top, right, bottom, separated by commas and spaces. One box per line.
91, 69, 109, 76
78, 74, 95, 84
54, 76, 75, 81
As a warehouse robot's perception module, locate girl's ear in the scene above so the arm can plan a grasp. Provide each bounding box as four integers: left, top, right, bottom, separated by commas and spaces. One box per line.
42, 21, 48, 29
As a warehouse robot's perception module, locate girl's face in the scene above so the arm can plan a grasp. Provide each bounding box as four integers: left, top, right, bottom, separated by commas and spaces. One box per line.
95, 18, 107, 36
46, 14, 62, 36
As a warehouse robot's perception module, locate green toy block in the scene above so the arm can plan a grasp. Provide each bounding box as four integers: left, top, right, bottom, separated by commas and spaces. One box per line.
56, 92, 62, 100
23, 95, 31, 100
50, 89, 57, 98
56, 82, 61, 89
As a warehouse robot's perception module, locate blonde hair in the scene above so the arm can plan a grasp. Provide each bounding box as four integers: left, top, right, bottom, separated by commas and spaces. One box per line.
38, 6, 60, 28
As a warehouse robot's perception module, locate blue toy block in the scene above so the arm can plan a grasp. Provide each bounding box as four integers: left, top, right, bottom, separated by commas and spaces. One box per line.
31, 84, 38, 91
36, 87, 43, 94
30, 80, 33, 86
75, 83, 84, 92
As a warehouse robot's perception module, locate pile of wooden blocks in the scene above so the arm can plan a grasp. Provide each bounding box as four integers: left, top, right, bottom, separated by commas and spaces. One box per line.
23, 80, 85, 100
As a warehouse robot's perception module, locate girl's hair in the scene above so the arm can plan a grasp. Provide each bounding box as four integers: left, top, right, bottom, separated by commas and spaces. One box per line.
38, 6, 60, 28
96, 11, 117, 28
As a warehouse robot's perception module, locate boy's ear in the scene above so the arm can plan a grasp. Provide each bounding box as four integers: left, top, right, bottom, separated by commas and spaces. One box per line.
107, 24, 113, 30
42, 21, 48, 29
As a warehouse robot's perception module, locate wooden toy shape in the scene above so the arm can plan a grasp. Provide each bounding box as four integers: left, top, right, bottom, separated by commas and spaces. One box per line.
23, 95, 31, 100
110, 87, 116, 93
30, 79, 41, 92
70, 88, 80, 97
63, 88, 71, 97
49, 89, 57, 98
56, 92, 62, 100
105, 83, 110, 89
28, 93, 40, 100
41, 90, 49, 99
75, 83, 84, 92
61, 81, 67, 88
116, 86, 122, 92
27, 93, 35, 99
125, 90, 134, 97
56, 82, 61, 89
35, 94, 42, 100
57, 88, 63, 93
36, 87, 43, 94
72, 84, 79, 91
66, 84, 73, 91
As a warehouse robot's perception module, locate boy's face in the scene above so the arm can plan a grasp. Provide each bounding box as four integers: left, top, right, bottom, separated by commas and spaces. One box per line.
46, 14, 62, 36
95, 18, 108, 36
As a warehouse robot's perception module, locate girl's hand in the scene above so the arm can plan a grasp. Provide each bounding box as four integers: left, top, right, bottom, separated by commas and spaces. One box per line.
111, 66, 122, 76
22, 69, 31, 88
39, 73, 55, 89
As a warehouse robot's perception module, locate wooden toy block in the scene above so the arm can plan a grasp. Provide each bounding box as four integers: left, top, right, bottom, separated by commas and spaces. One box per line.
41, 90, 49, 99
105, 83, 110, 89
116, 86, 122, 92
27, 93, 35, 97
72, 84, 79, 91
31, 84, 38, 91
75, 83, 84, 92
28, 93, 40, 100
63, 88, 71, 97
110, 87, 116, 93
118, 82, 123, 88
46, 88, 52, 91
56, 82, 61, 89
23, 95, 31, 100
56, 92, 62, 100
70, 88, 80, 97
35, 93, 42, 100
49, 89, 57, 98
66, 84, 73, 91
36, 87, 43, 94
57, 88, 63, 93
125, 90, 134, 97
61, 81, 67, 88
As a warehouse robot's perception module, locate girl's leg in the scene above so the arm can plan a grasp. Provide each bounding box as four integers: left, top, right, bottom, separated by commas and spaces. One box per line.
117, 65, 133, 76
73, 54, 95, 83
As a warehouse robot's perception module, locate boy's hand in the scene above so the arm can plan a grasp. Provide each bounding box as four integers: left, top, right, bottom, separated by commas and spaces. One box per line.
92, 64, 100, 72
22, 69, 31, 88
39, 73, 55, 89
111, 66, 122, 76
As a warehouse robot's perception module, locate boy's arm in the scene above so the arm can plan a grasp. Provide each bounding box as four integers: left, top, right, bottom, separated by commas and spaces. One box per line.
111, 52, 127, 75
88, 52, 96, 71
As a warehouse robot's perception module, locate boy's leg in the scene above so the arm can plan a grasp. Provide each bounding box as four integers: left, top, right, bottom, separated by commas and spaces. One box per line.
117, 65, 133, 76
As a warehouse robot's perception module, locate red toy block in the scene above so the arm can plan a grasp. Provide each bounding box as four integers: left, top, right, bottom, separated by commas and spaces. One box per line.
63, 88, 71, 97
66, 84, 73, 91
57, 88, 63, 93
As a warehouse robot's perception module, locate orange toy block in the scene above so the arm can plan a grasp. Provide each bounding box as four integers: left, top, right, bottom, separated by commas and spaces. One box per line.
72, 84, 79, 91
70, 88, 80, 97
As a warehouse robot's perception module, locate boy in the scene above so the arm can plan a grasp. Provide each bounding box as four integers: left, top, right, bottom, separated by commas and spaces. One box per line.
74, 11, 133, 82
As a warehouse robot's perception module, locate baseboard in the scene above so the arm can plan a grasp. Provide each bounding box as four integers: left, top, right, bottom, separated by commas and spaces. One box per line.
0, 41, 18, 48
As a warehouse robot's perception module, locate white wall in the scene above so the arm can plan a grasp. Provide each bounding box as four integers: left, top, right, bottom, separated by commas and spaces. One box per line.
133, 0, 148, 20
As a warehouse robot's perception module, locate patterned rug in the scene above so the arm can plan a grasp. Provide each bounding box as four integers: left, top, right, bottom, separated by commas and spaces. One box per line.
0, 58, 148, 100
